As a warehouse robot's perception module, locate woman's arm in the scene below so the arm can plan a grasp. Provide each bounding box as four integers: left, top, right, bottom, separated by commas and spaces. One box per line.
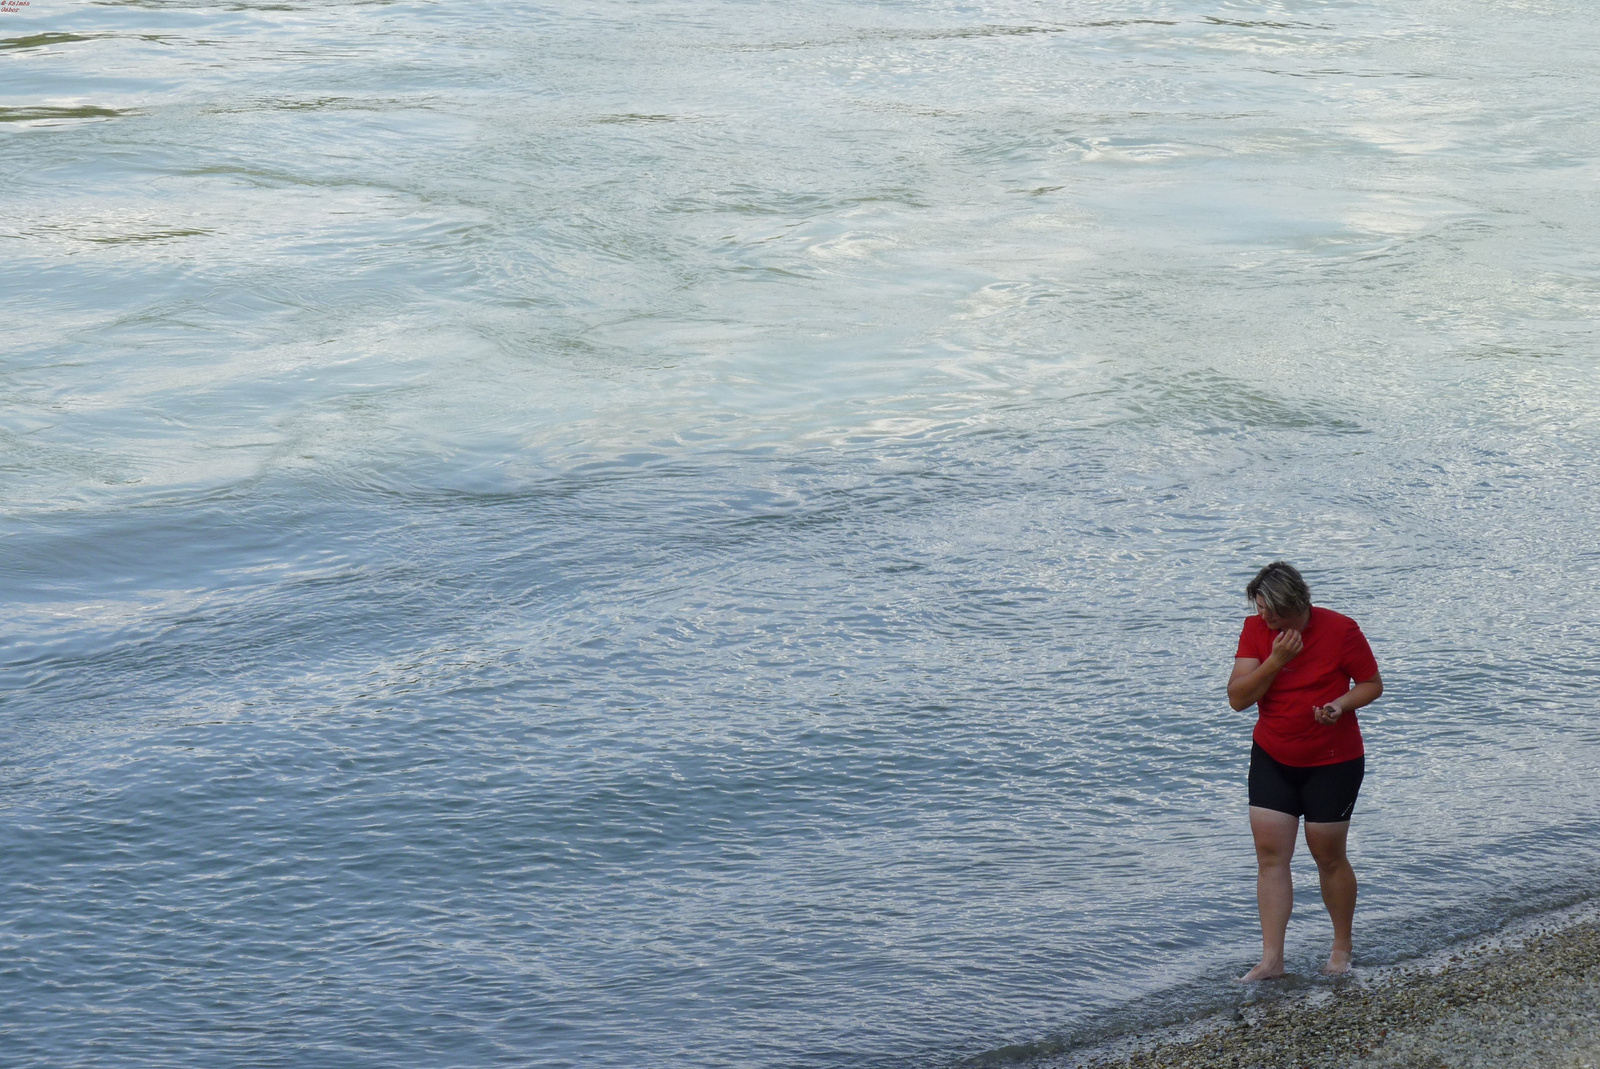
1227, 629, 1304, 711
1313, 673, 1383, 725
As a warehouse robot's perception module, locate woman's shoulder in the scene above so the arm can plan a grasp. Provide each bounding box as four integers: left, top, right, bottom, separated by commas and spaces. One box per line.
1310, 605, 1363, 631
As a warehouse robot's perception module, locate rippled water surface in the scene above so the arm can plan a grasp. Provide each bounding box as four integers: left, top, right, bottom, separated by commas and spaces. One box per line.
4, 1, 1600, 1066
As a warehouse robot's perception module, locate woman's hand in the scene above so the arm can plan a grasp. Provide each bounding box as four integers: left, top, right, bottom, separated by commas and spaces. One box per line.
1228, 631, 1304, 712
1311, 676, 1382, 726
1312, 702, 1343, 725
1266, 629, 1303, 668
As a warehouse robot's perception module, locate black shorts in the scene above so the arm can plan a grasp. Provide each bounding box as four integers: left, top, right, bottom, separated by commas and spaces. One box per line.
1248, 743, 1365, 823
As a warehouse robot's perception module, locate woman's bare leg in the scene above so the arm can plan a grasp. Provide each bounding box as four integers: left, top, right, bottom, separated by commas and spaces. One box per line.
1304, 820, 1356, 973
1242, 806, 1299, 981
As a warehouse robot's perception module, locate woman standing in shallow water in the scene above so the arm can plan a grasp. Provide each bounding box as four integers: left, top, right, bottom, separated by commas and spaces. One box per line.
1227, 562, 1383, 982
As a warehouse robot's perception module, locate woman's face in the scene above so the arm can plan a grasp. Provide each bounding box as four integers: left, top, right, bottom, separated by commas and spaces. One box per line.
1255, 595, 1299, 632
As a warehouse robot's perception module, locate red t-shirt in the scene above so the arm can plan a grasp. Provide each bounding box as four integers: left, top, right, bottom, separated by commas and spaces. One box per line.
1235, 606, 1379, 767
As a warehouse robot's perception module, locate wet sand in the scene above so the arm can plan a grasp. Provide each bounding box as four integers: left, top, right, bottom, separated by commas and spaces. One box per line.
1045, 912, 1600, 1069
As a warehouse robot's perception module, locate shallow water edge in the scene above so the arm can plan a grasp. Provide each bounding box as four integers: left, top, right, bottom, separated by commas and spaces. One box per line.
974, 875, 1600, 1069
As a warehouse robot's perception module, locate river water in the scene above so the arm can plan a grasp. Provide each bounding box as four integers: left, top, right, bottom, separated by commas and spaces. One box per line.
3, 1, 1599, 1066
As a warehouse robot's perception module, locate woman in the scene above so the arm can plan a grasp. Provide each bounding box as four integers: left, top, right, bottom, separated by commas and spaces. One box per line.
1227, 561, 1383, 981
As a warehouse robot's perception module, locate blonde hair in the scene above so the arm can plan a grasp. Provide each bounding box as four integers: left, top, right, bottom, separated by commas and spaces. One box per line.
1246, 561, 1310, 617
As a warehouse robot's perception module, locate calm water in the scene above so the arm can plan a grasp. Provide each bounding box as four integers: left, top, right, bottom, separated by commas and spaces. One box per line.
4, 1, 1600, 1066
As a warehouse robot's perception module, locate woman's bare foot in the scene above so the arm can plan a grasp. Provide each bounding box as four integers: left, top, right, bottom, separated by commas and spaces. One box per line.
1239, 957, 1285, 982
1322, 946, 1352, 975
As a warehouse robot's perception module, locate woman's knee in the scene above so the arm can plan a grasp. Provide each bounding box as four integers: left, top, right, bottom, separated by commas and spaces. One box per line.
1250, 807, 1299, 864
1254, 841, 1294, 870
1305, 832, 1349, 871
1309, 851, 1349, 876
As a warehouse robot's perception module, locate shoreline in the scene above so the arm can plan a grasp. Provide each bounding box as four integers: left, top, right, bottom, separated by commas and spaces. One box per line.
1027, 901, 1600, 1069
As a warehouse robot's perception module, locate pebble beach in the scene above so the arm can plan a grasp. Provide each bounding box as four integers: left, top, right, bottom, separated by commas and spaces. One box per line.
1042, 911, 1600, 1069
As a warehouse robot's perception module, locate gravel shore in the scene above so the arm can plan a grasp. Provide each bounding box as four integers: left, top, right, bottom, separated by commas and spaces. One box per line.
1044, 914, 1600, 1069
